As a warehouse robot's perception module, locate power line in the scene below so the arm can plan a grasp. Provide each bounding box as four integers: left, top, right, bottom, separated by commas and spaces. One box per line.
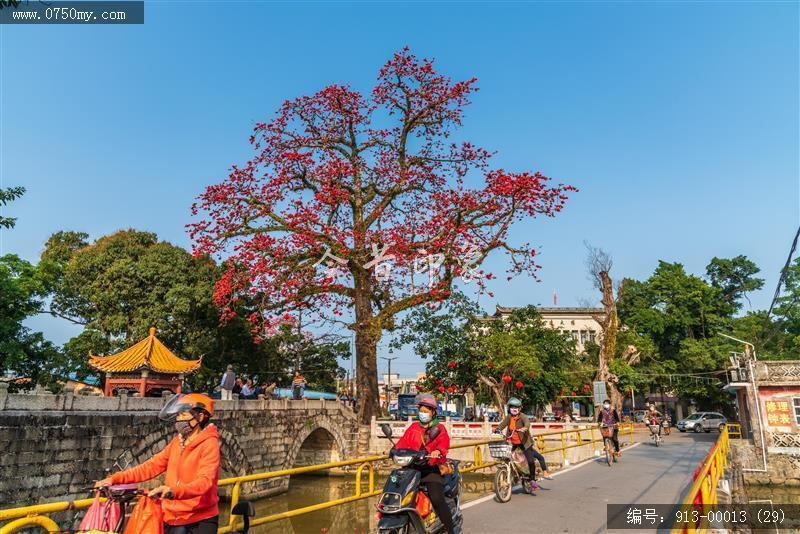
767, 225, 800, 318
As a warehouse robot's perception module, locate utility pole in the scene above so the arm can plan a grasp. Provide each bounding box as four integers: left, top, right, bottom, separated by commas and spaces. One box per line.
381, 356, 398, 414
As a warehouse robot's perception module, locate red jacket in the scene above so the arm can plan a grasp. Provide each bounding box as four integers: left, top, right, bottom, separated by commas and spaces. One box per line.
110, 424, 220, 525
394, 421, 450, 465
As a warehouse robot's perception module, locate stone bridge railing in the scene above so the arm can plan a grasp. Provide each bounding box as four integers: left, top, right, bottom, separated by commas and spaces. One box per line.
0, 385, 361, 510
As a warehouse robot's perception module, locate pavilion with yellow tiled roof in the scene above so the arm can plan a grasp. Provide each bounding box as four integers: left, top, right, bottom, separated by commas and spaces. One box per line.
89, 327, 202, 397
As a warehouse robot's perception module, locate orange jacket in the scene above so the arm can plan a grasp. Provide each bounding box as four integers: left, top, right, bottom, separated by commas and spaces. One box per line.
110, 424, 220, 526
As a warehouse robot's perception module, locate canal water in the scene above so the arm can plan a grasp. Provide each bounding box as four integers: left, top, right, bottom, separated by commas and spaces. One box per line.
221, 472, 495, 533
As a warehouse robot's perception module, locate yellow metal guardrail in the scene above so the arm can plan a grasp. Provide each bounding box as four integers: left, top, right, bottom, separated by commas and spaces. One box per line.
0, 424, 636, 533
669, 425, 731, 534
726, 422, 742, 439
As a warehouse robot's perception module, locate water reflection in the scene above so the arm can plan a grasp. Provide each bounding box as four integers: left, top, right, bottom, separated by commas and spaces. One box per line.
222, 472, 495, 533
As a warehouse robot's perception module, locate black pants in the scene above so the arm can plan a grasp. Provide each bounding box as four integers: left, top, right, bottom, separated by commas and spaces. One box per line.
165, 516, 218, 534
419, 469, 456, 534
512, 445, 547, 477
610, 429, 620, 452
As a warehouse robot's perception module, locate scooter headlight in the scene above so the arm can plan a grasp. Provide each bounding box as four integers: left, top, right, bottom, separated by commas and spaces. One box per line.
380, 492, 401, 512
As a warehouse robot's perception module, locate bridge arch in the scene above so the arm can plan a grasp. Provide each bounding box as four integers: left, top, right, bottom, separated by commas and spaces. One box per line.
285, 417, 349, 469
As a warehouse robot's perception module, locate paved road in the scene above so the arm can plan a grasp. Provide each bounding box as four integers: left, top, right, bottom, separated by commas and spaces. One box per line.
462, 430, 718, 534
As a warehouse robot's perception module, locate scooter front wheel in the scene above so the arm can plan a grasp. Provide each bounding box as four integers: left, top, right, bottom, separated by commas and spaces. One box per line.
494, 465, 513, 503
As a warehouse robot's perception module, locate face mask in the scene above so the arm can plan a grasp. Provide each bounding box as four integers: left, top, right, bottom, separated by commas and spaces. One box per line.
175, 419, 195, 437
603, 404, 610, 410
418, 412, 432, 424
509, 407, 520, 416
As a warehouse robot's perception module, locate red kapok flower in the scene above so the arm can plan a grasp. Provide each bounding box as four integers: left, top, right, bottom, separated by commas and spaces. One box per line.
502, 374, 512, 384
515, 380, 523, 389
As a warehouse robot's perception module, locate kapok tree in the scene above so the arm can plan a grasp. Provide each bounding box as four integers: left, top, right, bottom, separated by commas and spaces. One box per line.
190, 49, 575, 424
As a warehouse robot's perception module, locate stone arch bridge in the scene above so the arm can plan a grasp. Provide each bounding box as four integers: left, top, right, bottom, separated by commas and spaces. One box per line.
0, 386, 360, 508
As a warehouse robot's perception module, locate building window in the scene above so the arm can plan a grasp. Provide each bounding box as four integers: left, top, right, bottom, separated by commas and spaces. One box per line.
589, 332, 596, 343
794, 398, 800, 425
571, 330, 578, 341
580, 331, 587, 344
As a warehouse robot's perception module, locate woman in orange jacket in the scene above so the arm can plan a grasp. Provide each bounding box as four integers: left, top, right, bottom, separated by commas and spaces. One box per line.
96, 393, 220, 534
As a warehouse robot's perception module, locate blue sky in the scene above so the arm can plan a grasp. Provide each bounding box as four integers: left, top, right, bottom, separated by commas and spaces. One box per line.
1, 1, 798, 376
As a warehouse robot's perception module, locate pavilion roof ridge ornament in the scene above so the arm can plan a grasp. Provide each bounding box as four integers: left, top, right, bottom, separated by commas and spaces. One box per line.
88, 326, 202, 375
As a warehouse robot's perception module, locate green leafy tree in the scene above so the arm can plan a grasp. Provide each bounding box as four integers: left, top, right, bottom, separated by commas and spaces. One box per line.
706, 255, 764, 315
0, 186, 25, 229
43, 229, 346, 391
395, 292, 580, 410
0, 188, 66, 390
617, 256, 764, 408
44, 230, 266, 385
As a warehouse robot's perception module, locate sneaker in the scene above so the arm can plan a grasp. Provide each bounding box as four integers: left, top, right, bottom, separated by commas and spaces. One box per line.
530, 481, 539, 492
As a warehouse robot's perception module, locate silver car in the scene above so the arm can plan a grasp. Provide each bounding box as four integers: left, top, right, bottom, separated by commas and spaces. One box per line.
677, 412, 727, 433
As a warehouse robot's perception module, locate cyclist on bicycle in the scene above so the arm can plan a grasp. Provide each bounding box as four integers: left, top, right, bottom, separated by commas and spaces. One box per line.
596, 399, 621, 459
95, 393, 220, 534
495, 397, 553, 485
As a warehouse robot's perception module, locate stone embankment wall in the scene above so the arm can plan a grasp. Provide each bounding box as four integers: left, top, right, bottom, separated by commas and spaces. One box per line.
0, 384, 360, 510
730, 440, 800, 487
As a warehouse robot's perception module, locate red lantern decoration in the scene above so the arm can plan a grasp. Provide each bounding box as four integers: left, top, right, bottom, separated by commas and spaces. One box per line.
447, 386, 455, 393
502, 374, 512, 384
572, 391, 577, 397
438, 386, 445, 393
435, 379, 442, 385
448, 361, 456, 368
515, 380, 523, 389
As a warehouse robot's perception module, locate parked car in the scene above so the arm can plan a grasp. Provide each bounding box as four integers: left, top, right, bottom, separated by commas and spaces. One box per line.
542, 413, 558, 422
677, 412, 727, 433
633, 410, 648, 423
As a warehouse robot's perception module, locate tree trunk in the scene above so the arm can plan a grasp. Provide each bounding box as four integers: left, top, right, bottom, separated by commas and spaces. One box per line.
355, 327, 380, 424
353, 272, 381, 425
477, 372, 506, 409
596, 271, 624, 413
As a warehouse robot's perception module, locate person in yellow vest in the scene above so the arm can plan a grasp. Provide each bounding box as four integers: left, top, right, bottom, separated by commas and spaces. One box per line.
495, 397, 553, 490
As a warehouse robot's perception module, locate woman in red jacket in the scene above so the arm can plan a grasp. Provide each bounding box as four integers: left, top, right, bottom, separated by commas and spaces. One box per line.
96, 393, 220, 534
390, 393, 456, 534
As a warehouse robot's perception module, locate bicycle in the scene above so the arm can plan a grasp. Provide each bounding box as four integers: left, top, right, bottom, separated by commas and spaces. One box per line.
488, 437, 537, 503
599, 424, 619, 466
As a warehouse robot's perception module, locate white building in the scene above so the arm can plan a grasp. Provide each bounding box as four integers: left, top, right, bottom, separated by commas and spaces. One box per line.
492, 305, 606, 353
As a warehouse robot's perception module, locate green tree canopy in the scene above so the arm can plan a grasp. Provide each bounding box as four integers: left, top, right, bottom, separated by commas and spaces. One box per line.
394, 292, 581, 410
42, 229, 346, 392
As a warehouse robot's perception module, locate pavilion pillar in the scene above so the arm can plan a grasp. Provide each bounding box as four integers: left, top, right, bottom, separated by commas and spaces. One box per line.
140, 370, 148, 397
104, 373, 113, 397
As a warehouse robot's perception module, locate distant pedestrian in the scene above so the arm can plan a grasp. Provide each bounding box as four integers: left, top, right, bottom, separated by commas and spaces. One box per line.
220, 365, 236, 401
291, 370, 306, 400
241, 378, 253, 399
232, 378, 243, 396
